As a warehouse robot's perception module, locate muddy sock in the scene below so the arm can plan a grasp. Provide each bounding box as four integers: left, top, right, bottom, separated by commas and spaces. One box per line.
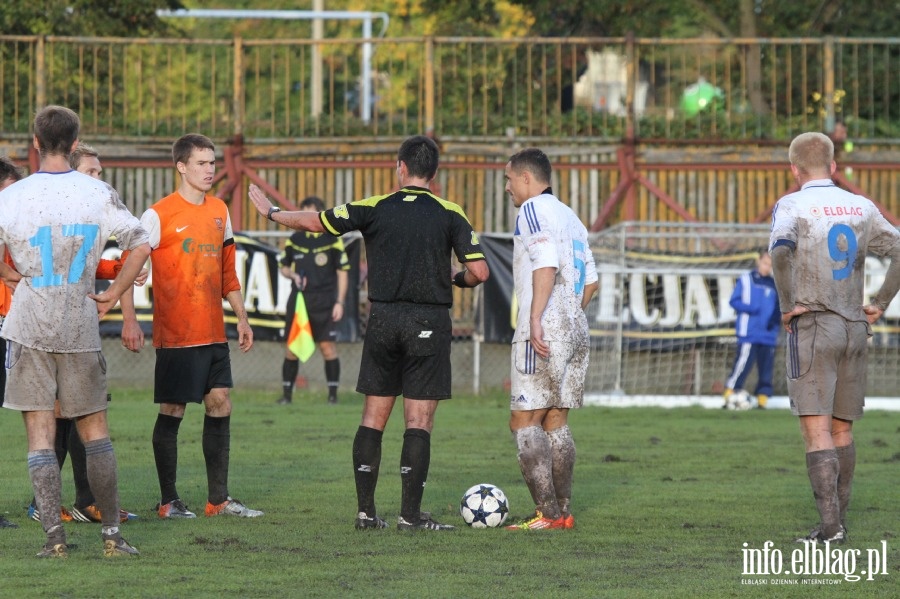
514, 426, 560, 519
806, 449, 841, 537
546, 425, 576, 517
84, 438, 120, 527
29, 449, 64, 543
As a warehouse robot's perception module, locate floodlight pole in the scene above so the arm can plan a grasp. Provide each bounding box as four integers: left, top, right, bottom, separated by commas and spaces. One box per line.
156, 8, 390, 124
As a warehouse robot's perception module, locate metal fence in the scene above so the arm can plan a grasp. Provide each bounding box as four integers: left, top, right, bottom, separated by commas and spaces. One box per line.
1, 35, 898, 142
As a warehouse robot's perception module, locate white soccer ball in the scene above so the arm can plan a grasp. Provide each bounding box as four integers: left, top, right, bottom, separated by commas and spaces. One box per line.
727, 390, 755, 411
460, 483, 510, 528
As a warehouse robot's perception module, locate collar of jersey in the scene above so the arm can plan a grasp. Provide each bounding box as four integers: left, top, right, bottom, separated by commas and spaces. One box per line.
800, 178, 835, 190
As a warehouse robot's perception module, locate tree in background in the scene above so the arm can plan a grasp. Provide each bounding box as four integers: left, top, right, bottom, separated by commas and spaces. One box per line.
0, 0, 184, 36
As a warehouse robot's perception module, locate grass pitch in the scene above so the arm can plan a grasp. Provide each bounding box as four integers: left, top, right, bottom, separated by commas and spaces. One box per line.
0, 388, 897, 598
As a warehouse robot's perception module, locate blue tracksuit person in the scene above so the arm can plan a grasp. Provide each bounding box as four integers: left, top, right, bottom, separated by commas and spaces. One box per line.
724, 251, 780, 408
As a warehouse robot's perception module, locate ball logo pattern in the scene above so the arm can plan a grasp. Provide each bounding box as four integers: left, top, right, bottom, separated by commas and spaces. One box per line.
460, 483, 509, 528
727, 389, 754, 411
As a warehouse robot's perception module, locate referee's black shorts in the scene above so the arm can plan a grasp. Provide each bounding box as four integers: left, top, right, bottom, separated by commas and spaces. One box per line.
357, 302, 452, 400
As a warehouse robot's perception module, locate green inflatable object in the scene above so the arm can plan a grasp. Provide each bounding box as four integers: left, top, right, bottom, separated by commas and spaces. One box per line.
681, 78, 723, 117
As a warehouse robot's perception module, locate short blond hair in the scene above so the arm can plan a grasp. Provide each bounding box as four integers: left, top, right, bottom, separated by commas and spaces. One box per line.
788, 132, 834, 175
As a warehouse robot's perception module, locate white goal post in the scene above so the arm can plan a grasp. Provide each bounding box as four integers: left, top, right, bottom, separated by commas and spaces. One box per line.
583, 222, 900, 409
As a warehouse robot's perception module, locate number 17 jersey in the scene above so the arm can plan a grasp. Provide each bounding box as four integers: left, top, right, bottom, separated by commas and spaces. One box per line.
769, 179, 900, 323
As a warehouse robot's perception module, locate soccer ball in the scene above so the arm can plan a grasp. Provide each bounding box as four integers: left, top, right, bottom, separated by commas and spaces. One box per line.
459, 483, 510, 528
727, 390, 755, 411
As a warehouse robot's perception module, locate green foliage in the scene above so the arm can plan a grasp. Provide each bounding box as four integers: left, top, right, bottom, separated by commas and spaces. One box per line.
0, 388, 898, 597
0, 0, 184, 37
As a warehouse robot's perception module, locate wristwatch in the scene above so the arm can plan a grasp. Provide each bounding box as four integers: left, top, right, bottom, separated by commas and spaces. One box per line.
267, 206, 282, 221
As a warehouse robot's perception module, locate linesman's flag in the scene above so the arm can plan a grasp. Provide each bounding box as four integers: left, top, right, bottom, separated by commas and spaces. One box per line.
288, 293, 315, 362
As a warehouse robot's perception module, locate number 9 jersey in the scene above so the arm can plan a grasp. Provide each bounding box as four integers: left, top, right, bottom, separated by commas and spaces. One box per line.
769, 178, 900, 323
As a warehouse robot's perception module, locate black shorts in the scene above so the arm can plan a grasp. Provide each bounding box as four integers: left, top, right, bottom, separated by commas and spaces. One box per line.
357, 302, 452, 400
154, 343, 233, 404
286, 291, 338, 343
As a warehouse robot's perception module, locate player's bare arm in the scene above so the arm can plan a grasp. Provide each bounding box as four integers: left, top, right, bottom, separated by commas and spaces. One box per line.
332, 270, 348, 322
452, 258, 490, 288
248, 184, 325, 232
226, 289, 254, 353
0, 258, 22, 291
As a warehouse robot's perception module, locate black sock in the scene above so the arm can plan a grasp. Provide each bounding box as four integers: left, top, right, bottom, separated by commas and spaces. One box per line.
68, 425, 94, 509
54, 418, 72, 469
203, 415, 231, 505
400, 428, 431, 522
325, 358, 340, 399
282, 359, 299, 399
352, 426, 383, 516
152, 414, 182, 505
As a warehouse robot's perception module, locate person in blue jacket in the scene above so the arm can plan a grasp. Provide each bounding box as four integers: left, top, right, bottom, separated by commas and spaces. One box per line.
723, 250, 780, 409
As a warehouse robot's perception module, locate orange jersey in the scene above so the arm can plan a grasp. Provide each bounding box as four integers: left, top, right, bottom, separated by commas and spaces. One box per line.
140, 192, 240, 348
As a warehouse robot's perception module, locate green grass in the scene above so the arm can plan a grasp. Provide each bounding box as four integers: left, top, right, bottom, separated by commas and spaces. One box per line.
1, 388, 898, 598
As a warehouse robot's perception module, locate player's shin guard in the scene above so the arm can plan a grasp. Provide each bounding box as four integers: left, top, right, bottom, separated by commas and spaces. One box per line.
353, 426, 383, 515
83, 437, 120, 527
152, 414, 182, 504
203, 415, 231, 506
806, 449, 841, 537
546, 424, 576, 516
400, 428, 431, 521
514, 426, 561, 519
28, 449, 65, 543
835, 442, 855, 525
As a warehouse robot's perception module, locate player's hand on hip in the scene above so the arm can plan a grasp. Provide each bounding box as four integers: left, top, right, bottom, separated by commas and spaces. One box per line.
863, 304, 884, 325
89, 290, 119, 319
781, 305, 810, 332
530, 326, 550, 359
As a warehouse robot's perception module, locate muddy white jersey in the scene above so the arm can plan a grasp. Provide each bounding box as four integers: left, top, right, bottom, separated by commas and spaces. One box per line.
512, 192, 597, 343
769, 179, 900, 323
0, 171, 148, 352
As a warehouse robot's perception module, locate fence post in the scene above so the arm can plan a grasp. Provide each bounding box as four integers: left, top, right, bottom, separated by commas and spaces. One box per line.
233, 37, 244, 137
625, 32, 635, 139
29, 36, 46, 171
823, 36, 836, 133
425, 36, 435, 137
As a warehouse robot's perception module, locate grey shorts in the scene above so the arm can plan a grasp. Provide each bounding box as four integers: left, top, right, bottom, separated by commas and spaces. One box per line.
510, 340, 588, 411
3, 342, 108, 418
786, 312, 868, 420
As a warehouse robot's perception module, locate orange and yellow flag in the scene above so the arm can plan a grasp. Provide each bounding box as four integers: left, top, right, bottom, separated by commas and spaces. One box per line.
287, 293, 315, 362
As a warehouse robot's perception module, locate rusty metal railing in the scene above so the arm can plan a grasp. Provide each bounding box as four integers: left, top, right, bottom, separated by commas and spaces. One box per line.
1, 35, 897, 141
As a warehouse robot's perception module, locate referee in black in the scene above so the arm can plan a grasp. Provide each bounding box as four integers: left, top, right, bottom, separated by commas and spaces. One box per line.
249, 135, 489, 531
